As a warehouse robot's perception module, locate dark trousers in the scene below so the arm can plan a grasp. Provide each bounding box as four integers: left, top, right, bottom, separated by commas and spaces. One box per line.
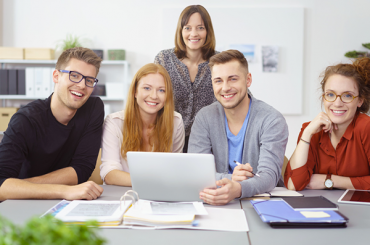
183, 135, 190, 153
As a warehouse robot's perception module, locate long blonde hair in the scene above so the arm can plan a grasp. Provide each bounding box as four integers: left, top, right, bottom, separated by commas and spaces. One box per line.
121, 63, 174, 158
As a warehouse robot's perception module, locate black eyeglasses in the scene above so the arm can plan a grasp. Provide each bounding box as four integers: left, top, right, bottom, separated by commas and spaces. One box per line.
59, 70, 98, 88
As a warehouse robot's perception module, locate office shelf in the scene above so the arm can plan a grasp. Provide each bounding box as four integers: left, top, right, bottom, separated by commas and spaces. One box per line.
0, 59, 130, 110
0, 95, 124, 101
0, 59, 128, 65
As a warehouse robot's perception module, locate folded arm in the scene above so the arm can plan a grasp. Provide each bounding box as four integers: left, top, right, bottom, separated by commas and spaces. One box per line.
0, 178, 103, 201
25, 166, 78, 185
304, 174, 355, 190
286, 112, 336, 190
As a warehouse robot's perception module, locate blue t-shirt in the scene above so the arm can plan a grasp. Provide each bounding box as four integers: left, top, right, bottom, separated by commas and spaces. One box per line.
225, 98, 252, 173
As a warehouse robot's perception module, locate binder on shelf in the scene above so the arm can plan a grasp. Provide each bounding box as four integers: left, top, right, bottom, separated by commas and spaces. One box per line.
34, 68, 44, 98
17, 69, 26, 95
8, 70, 17, 95
50, 68, 55, 94
0, 70, 8, 95
250, 199, 348, 228
42, 67, 52, 97
25, 67, 35, 97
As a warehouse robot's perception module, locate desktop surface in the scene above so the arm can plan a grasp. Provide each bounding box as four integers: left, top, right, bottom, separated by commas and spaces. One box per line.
241, 189, 370, 245
2, 186, 368, 245
0, 185, 249, 245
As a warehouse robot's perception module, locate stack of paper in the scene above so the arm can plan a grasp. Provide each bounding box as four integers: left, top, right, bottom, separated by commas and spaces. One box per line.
123, 200, 206, 227
253, 187, 303, 197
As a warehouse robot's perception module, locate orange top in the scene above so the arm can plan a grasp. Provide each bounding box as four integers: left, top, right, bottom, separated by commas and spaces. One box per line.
284, 113, 370, 191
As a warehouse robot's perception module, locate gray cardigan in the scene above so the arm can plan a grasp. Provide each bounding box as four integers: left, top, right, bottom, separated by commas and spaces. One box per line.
188, 96, 288, 198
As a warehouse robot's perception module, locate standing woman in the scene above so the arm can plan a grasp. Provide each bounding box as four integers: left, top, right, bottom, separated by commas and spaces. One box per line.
155, 5, 217, 152
285, 57, 370, 191
100, 63, 185, 186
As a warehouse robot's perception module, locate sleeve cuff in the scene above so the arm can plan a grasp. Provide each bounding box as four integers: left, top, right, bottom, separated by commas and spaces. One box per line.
350, 177, 362, 190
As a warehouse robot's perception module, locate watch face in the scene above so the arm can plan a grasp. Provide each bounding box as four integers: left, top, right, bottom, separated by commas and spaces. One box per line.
325, 179, 333, 188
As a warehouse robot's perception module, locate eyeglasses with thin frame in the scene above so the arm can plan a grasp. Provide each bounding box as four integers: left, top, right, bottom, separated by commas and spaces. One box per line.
59, 70, 98, 88
322, 91, 359, 103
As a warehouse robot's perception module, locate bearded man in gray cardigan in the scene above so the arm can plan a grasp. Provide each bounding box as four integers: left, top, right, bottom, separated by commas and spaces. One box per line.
188, 50, 288, 205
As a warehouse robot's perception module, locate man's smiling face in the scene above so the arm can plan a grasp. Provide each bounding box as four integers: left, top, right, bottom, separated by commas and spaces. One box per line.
53, 58, 97, 111
211, 60, 251, 110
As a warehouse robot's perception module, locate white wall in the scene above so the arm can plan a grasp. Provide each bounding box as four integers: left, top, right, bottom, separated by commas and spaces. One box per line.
2, 0, 370, 157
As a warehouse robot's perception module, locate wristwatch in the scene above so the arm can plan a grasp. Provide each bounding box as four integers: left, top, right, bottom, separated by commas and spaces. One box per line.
324, 174, 334, 189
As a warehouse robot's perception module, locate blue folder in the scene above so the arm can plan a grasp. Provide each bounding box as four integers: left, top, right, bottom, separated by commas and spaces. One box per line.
250, 199, 348, 228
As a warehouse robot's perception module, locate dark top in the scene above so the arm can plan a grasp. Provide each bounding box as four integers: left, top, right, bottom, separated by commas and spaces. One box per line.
0, 94, 104, 186
154, 48, 217, 136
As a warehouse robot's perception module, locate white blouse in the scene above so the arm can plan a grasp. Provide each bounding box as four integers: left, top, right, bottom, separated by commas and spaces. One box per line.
100, 110, 185, 181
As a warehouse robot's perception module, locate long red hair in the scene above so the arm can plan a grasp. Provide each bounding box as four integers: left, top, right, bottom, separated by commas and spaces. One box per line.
121, 63, 174, 158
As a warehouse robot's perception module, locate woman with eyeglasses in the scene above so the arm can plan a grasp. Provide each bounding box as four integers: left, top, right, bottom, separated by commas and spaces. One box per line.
99, 63, 185, 186
285, 57, 370, 191
154, 5, 217, 152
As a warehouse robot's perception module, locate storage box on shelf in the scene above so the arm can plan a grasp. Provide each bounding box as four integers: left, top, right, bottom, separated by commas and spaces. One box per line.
24, 48, 54, 60
0, 47, 24, 59
0, 107, 19, 131
0, 59, 130, 116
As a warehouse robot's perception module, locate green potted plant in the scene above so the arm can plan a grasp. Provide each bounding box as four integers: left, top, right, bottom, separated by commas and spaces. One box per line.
57, 34, 83, 51
0, 214, 106, 245
345, 43, 370, 58
56, 34, 103, 59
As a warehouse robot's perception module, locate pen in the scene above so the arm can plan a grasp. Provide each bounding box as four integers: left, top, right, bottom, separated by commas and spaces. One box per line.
234, 160, 261, 177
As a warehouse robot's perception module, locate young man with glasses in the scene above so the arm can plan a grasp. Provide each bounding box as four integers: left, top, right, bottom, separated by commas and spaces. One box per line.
285, 57, 370, 191
0, 47, 104, 201
188, 50, 288, 205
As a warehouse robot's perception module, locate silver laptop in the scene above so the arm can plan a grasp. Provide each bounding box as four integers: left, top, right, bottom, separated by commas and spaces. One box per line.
127, 152, 217, 202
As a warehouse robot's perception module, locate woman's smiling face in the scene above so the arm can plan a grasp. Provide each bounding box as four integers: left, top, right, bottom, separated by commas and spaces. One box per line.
135, 73, 166, 119
182, 12, 207, 52
324, 74, 363, 128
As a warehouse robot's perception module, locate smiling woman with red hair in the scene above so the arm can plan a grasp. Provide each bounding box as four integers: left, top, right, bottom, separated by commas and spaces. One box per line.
285, 57, 370, 191
100, 63, 185, 186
